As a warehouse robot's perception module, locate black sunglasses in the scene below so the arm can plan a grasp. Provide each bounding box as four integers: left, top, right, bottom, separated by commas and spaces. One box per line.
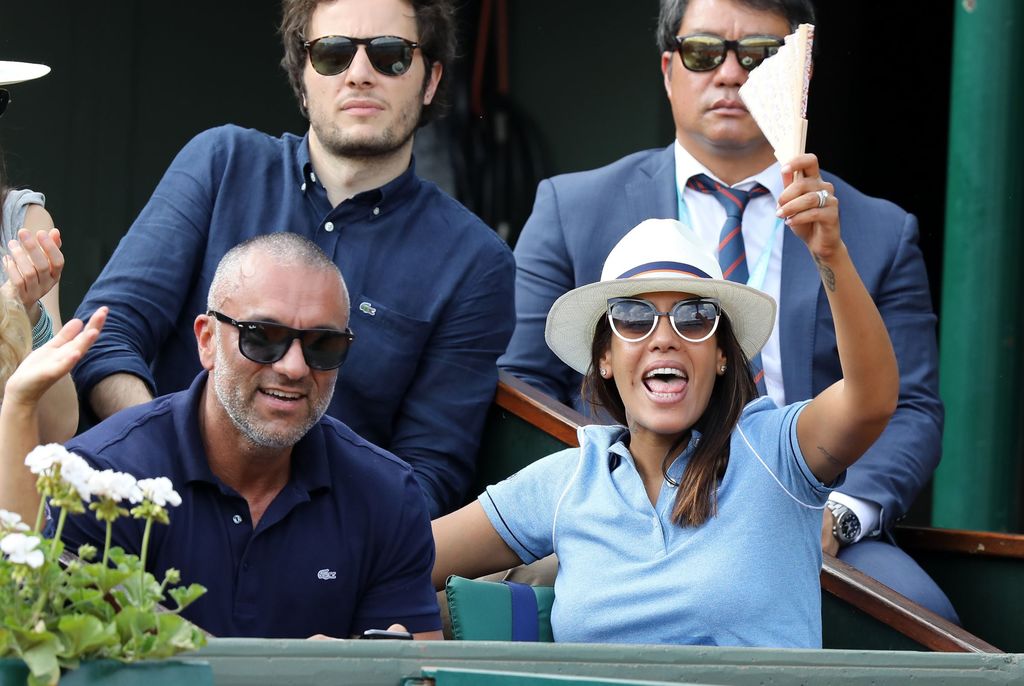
607, 297, 721, 344
674, 34, 783, 72
0, 90, 9, 118
208, 310, 354, 371
304, 35, 420, 77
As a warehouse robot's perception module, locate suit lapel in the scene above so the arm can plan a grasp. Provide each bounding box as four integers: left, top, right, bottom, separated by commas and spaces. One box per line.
625, 144, 677, 228
779, 227, 820, 404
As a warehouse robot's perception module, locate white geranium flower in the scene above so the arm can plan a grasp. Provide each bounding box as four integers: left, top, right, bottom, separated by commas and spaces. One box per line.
137, 477, 182, 508
24, 443, 73, 475
59, 453, 96, 501
0, 509, 29, 532
88, 470, 143, 504
1, 532, 44, 568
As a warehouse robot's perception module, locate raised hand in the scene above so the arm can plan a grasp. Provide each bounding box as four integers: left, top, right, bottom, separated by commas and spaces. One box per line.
1, 228, 65, 311
3, 307, 107, 409
776, 154, 841, 264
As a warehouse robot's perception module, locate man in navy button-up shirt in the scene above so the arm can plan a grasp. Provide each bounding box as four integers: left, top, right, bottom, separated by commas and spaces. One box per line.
60, 234, 442, 638
72, 0, 515, 518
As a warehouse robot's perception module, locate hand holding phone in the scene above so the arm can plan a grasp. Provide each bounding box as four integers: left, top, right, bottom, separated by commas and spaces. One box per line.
360, 628, 413, 640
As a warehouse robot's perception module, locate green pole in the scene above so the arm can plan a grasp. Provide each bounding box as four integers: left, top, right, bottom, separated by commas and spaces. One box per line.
932, 0, 1024, 531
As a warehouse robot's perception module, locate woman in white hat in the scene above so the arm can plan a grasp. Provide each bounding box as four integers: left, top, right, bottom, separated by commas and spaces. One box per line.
0, 60, 78, 443
433, 154, 898, 648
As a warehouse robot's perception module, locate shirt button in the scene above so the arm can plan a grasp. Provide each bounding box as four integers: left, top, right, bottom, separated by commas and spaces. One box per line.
372, 207, 380, 216
232, 514, 243, 524
324, 221, 335, 232
300, 182, 307, 192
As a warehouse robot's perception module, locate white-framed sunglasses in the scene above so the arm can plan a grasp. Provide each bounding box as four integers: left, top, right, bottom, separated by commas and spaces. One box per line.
607, 296, 721, 343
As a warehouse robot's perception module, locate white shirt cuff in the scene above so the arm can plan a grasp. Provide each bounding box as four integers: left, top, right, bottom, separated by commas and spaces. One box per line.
828, 491, 881, 543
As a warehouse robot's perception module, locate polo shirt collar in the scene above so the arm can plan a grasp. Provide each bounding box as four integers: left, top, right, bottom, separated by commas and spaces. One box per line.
172, 371, 331, 495
606, 426, 703, 482
296, 130, 420, 210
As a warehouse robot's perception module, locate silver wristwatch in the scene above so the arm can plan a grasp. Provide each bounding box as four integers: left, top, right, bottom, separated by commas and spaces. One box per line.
826, 500, 861, 546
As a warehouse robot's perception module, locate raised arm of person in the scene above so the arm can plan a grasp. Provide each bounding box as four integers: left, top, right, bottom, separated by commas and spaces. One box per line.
781, 154, 899, 485
823, 199, 942, 536
71, 131, 222, 420
0, 308, 107, 522
2, 221, 77, 442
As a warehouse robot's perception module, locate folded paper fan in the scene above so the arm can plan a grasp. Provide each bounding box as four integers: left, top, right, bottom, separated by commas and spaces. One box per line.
738, 23, 814, 166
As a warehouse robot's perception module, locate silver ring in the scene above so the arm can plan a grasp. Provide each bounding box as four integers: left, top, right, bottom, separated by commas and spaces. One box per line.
816, 189, 829, 209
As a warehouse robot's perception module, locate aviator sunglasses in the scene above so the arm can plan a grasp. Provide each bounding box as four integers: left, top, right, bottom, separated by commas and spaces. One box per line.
304, 35, 420, 77
208, 310, 354, 371
607, 297, 722, 344
674, 34, 783, 72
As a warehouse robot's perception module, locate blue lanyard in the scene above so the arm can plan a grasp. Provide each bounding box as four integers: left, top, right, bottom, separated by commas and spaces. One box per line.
676, 184, 783, 293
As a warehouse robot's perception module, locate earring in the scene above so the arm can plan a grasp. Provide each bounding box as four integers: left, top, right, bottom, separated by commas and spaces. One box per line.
600, 367, 608, 378
719, 364, 727, 374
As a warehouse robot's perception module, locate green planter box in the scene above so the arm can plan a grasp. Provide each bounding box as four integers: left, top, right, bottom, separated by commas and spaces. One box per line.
0, 659, 212, 686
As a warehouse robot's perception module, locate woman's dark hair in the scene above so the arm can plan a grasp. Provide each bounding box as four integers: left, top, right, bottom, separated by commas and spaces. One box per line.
279, 0, 456, 124
582, 308, 756, 527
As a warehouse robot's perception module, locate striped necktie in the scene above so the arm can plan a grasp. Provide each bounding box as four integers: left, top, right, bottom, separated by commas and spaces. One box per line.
686, 173, 769, 283
686, 173, 770, 394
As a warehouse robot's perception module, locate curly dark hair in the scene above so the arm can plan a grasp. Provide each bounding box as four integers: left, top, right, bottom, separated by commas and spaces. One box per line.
279, 0, 456, 125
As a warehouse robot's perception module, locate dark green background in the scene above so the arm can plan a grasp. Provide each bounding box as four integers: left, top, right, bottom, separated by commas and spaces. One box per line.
0, 1, 952, 323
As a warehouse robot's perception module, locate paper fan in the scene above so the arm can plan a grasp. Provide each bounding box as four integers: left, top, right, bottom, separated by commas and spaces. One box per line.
738, 23, 814, 166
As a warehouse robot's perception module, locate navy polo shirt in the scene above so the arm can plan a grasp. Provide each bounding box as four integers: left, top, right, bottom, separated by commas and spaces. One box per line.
58, 372, 441, 638
72, 124, 516, 518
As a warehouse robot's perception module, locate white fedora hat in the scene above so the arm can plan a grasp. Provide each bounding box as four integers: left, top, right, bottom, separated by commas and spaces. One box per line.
0, 61, 50, 87
545, 218, 777, 374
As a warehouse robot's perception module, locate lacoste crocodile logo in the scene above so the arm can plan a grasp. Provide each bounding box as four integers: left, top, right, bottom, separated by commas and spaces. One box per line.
317, 568, 337, 580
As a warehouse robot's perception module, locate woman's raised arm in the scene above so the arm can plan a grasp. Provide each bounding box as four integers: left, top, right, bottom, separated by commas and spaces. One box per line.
778, 154, 899, 485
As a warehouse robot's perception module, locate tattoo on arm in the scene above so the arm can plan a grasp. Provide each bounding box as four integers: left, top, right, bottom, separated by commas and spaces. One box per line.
817, 445, 844, 468
813, 253, 836, 292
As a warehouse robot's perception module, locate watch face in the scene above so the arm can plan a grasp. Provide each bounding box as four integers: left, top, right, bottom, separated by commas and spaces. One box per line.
836, 510, 861, 543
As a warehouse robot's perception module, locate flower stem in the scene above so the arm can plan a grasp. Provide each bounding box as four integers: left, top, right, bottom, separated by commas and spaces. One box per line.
102, 520, 112, 567
33, 493, 46, 533
51, 508, 68, 560
140, 517, 154, 586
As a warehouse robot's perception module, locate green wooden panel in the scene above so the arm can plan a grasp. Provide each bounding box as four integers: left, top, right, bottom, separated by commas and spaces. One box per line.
911, 551, 1024, 653
821, 594, 926, 651
196, 639, 1024, 686
472, 406, 570, 494
417, 667, 707, 685
0, 659, 212, 686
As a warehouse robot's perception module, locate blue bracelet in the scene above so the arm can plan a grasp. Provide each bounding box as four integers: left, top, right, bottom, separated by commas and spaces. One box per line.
31, 301, 54, 350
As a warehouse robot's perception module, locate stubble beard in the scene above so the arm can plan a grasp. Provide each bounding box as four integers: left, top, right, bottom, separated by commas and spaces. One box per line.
212, 339, 335, 450
310, 89, 424, 159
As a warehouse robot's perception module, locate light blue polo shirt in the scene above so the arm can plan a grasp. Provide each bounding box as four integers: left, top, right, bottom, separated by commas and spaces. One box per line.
480, 397, 836, 648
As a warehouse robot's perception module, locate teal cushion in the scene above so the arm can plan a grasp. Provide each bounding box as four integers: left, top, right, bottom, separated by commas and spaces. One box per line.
445, 575, 554, 642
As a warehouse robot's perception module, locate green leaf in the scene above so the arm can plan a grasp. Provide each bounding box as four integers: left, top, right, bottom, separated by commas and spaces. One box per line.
57, 613, 118, 657
167, 583, 207, 611
20, 634, 60, 684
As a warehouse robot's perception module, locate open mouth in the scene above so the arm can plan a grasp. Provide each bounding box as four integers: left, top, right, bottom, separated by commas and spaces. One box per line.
642, 367, 688, 398
259, 388, 303, 402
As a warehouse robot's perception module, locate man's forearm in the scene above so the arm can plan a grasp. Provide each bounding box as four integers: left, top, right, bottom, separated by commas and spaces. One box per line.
89, 373, 154, 420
